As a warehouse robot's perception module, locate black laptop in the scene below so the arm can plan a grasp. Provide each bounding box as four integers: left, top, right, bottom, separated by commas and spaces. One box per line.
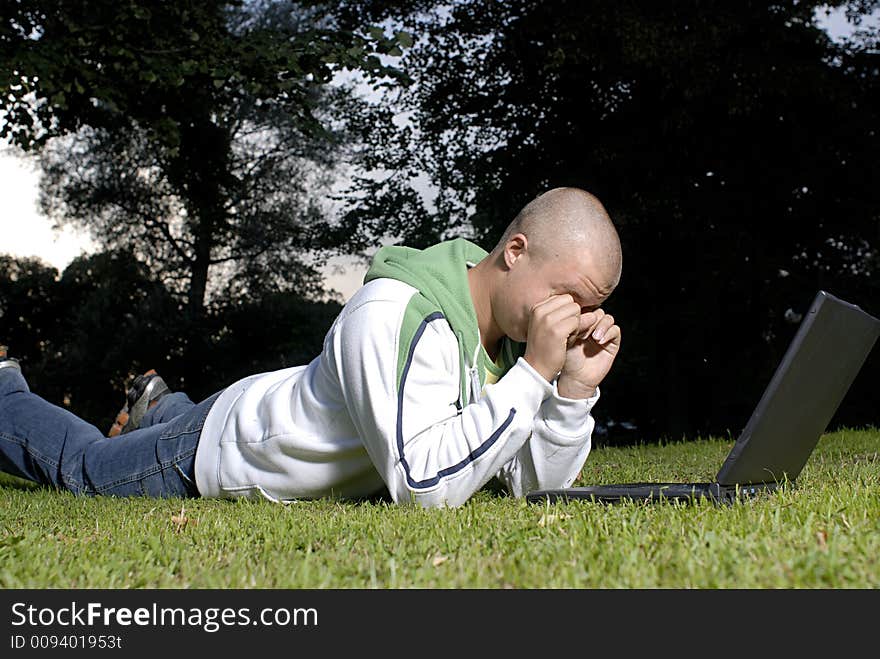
526, 290, 880, 505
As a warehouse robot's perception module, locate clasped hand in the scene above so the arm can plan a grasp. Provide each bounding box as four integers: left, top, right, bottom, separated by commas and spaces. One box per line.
523, 294, 621, 399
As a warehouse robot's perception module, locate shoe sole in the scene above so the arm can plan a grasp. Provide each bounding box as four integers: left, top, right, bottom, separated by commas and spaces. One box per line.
107, 370, 170, 437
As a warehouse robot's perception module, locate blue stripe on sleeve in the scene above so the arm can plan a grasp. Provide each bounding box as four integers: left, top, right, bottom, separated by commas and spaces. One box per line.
396, 313, 517, 490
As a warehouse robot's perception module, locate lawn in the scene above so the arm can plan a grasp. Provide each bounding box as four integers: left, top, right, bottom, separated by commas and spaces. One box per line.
1, 427, 877, 588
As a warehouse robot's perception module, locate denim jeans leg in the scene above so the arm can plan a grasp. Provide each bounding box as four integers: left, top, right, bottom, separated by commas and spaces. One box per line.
140, 391, 196, 427
0, 365, 105, 489
0, 366, 222, 497
74, 391, 222, 497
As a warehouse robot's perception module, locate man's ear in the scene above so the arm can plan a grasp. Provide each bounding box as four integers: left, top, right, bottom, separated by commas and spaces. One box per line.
502, 233, 528, 270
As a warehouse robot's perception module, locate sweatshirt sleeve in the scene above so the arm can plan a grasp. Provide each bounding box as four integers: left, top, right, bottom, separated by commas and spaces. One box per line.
493, 383, 599, 497
329, 298, 554, 508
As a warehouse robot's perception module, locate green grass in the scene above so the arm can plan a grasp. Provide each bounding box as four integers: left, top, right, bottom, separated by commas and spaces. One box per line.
1, 427, 878, 588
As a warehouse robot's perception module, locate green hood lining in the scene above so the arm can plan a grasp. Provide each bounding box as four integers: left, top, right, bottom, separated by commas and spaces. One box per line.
364, 238, 524, 401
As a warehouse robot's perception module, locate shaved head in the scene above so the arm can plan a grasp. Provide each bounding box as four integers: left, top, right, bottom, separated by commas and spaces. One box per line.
469, 186, 622, 353
496, 187, 622, 289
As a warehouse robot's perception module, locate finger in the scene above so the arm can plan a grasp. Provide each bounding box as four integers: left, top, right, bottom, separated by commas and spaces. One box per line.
531, 293, 575, 315
597, 324, 621, 346
578, 308, 605, 336
590, 313, 615, 342
546, 301, 583, 329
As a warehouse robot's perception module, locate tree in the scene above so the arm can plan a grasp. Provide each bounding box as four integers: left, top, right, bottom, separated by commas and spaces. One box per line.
333, 0, 880, 440
1, 1, 409, 314
0, 255, 62, 372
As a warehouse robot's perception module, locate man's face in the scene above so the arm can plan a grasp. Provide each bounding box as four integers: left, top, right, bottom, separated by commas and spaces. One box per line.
495, 244, 613, 344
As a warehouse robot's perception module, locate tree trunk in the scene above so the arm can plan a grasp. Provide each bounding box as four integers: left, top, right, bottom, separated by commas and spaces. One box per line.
175, 117, 233, 316
188, 232, 212, 318
171, 118, 233, 392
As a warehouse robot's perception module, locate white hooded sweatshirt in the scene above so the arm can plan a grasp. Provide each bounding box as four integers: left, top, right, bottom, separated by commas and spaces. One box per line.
194, 239, 598, 508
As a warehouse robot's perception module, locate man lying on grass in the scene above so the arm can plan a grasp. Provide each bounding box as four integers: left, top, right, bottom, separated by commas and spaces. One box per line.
0, 187, 622, 508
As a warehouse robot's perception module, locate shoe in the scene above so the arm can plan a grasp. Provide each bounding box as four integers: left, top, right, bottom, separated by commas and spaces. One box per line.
107, 369, 171, 437
0, 345, 21, 372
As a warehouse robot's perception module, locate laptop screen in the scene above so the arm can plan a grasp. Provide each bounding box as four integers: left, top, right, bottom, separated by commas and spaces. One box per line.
715, 291, 879, 486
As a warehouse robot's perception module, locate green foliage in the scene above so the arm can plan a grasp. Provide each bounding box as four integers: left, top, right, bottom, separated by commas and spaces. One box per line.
1, 1, 409, 152
1, 428, 877, 588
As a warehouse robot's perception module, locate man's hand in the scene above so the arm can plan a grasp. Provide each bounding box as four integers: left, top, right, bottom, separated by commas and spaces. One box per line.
557, 308, 621, 399
523, 294, 582, 382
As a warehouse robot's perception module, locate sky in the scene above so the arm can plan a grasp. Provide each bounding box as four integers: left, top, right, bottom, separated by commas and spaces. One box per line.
0, 149, 369, 301
0, 6, 875, 303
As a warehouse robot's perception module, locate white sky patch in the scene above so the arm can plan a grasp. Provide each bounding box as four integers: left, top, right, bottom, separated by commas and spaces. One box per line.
0, 147, 96, 270
816, 4, 880, 40
0, 138, 369, 300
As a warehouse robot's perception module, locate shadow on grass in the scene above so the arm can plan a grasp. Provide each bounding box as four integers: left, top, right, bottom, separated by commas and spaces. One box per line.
0, 472, 42, 492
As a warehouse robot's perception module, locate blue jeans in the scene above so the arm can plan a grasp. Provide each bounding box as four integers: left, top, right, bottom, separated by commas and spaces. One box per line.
0, 366, 221, 497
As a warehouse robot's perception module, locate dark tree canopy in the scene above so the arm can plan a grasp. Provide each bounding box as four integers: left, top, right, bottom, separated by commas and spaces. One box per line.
0, 252, 342, 429
335, 0, 880, 440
